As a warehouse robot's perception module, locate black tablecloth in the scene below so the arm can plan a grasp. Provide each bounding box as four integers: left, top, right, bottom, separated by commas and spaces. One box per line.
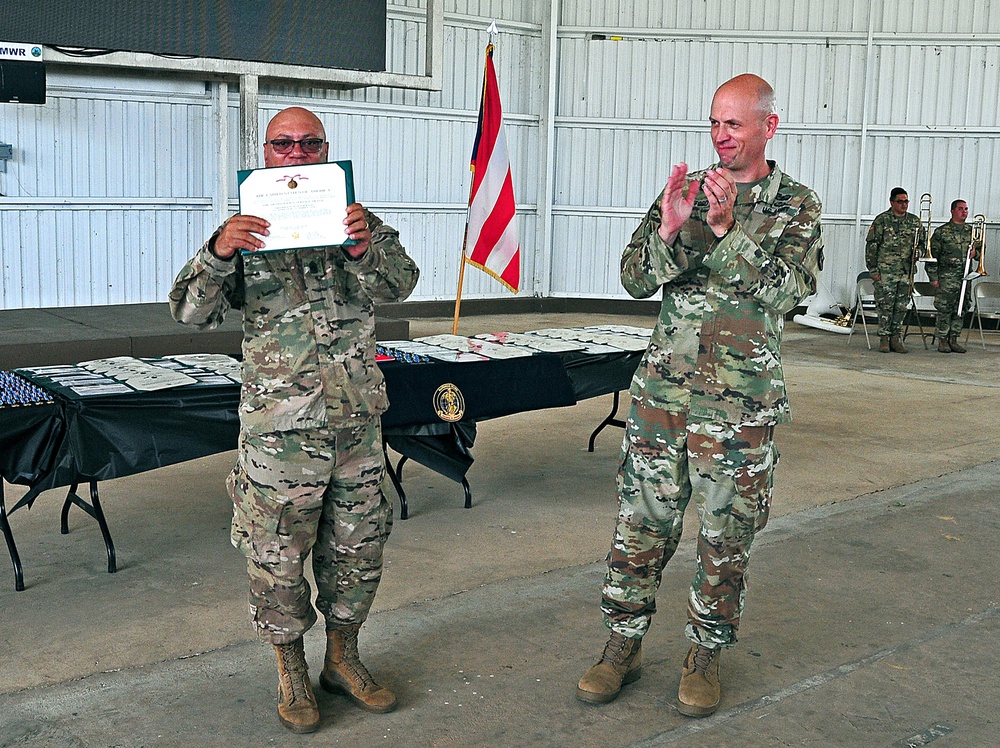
1, 351, 607, 509
41, 387, 242, 497
0, 403, 63, 486
380, 353, 576, 428
560, 350, 641, 400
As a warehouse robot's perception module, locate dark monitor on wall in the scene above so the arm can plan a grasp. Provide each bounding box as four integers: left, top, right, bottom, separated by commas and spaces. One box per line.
0, 59, 45, 104
0, 1, 386, 72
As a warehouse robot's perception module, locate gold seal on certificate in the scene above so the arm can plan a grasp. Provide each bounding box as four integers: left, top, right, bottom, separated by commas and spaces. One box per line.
237, 160, 356, 253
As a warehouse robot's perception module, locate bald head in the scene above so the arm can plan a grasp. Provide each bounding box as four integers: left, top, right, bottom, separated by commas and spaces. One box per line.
263, 106, 329, 167
709, 74, 778, 181
266, 107, 325, 141
713, 74, 775, 118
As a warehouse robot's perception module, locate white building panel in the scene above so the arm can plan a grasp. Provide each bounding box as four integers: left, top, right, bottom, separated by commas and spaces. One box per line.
877, 0, 1000, 33
559, 0, 868, 33
549, 212, 647, 298
871, 43, 1000, 127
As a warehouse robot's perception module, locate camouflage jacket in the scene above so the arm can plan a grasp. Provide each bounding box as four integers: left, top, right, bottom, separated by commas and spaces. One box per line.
865, 210, 924, 277
169, 209, 419, 433
622, 161, 823, 426
928, 221, 976, 282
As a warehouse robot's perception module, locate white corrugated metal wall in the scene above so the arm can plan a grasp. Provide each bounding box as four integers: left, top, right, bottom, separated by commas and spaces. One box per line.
1, 0, 998, 309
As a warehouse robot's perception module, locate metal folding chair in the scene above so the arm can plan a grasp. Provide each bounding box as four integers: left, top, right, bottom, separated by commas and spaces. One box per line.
964, 280, 1000, 349
847, 273, 879, 349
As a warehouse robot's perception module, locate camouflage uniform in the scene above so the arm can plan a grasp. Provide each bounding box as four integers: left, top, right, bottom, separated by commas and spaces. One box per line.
865, 210, 924, 336
602, 161, 822, 648
928, 221, 976, 339
169, 210, 419, 643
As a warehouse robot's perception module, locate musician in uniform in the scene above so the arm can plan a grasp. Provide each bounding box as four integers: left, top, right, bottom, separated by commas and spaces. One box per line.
170, 106, 419, 733
575, 74, 823, 717
928, 199, 979, 353
865, 188, 925, 353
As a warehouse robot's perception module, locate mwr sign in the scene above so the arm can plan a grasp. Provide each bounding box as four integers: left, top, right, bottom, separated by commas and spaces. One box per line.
0, 41, 43, 61
0, 41, 45, 104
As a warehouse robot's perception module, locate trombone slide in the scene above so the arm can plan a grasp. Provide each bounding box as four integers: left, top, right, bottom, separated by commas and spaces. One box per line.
959, 214, 987, 315
916, 193, 936, 263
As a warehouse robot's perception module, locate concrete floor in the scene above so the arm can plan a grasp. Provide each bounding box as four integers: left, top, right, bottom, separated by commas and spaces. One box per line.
2, 313, 999, 747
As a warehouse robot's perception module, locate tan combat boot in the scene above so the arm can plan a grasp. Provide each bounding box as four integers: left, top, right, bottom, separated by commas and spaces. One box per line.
320, 624, 397, 713
576, 631, 642, 704
274, 639, 321, 733
937, 336, 951, 353
949, 335, 967, 353
878, 336, 890, 353
889, 334, 908, 353
677, 644, 721, 717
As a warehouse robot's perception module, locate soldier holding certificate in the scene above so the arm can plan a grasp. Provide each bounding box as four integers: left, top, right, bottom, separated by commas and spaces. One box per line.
169, 106, 419, 733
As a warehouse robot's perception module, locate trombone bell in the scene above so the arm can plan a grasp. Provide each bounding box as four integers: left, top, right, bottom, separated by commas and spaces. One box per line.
973, 214, 989, 278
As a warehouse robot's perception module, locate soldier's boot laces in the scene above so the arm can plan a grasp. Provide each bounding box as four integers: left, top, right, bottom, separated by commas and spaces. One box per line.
677, 644, 721, 718
937, 336, 952, 353
320, 624, 397, 713
576, 631, 642, 704
879, 336, 891, 353
889, 334, 908, 354
949, 334, 967, 353
274, 639, 321, 734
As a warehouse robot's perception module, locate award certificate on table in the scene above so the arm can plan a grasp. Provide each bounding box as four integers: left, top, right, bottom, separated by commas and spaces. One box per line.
237, 160, 356, 253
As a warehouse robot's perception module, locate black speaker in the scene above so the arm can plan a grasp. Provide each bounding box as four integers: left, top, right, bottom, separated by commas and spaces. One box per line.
0, 59, 45, 104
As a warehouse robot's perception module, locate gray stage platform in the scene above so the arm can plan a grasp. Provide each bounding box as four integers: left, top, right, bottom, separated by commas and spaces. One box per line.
0, 303, 409, 369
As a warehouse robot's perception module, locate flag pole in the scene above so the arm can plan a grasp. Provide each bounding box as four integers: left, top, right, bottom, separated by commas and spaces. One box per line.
452, 21, 500, 336
452, 202, 472, 335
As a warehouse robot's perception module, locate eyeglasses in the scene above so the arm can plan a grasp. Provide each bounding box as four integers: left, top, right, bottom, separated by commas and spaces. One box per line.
894, 199, 909, 204
266, 138, 325, 154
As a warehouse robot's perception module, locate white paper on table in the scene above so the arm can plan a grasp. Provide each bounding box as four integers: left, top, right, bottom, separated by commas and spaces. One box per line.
424, 350, 489, 363
584, 324, 653, 338
417, 334, 535, 359
474, 332, 586, 353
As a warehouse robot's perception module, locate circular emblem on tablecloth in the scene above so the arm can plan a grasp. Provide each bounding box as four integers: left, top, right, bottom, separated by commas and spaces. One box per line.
433, 383, 465, 422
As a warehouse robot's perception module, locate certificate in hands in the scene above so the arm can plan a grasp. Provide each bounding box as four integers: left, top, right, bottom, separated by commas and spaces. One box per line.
237, 160, 356, 253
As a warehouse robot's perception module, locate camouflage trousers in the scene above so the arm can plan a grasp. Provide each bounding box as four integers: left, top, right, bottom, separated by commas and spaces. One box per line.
601, 400, 776, 648
227, 418, 393, 644
933, 271, 967, 338
873, 274, 912, 336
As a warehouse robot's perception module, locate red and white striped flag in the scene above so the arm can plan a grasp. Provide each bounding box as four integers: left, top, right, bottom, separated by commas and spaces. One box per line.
465, 43, 520, 293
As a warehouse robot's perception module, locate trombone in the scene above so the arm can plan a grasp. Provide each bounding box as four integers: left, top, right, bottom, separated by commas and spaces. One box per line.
915, 192, 936, 264
959, 214, 988, 316
971, 214, 989, 278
